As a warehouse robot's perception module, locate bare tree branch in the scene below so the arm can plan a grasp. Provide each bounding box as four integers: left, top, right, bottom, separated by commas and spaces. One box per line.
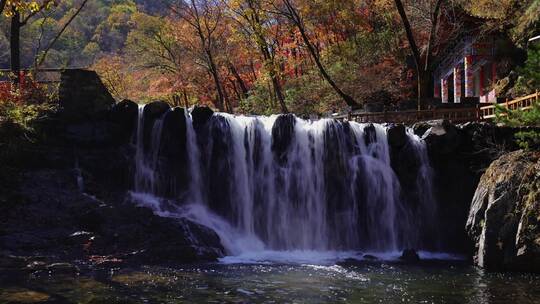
36, 0, 89, 68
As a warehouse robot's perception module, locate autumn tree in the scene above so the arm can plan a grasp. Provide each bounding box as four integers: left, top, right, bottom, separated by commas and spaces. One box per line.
2, 0, 56, 82
171, 0, 231, 112
273, 0, 359, 109
226, 0, 289, 113
393, 0, 443, 110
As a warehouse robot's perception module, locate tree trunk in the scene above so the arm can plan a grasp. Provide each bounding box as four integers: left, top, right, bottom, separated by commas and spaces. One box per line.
183, 89, 189, 108
222, 79, 233, 113
229, 78, 242, 101
245, 1, 288, 113
393, 0, 422, 109
259, 45, 288, 113
394, 0, 443, 110
0, 0, 7, 16
271, 74, 287, 113
10, 9, 21, 85
284, 0, 358, 109
424, 0, 443, 72
207, 50, 225, 112
228, 63, 248, 99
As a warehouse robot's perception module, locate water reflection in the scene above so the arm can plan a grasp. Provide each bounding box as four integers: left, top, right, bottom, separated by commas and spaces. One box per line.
1, 263, 540, 303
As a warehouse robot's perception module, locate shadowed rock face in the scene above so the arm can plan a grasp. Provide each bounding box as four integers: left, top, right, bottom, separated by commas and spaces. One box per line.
191, 106, 214, 130
154, 107, 189, 199
59, 69, 115, 121
466, 151, 540, 273
0, 168, 224, 265
271, 114, 296, 165
387, 124, 408, 149
1, 72, 224, 265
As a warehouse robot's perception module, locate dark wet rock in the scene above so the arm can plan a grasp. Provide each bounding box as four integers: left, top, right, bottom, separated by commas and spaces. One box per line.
205, 115, 234, 219
59, 99, 139, 147
387, 124, 408, 149
363, 123, 377, 146
143, 101, 170, 121
109, 99, 139, 141
422, 120, 461, 155
399, 249, 420, 262
466, 151, 540, 273
154, 107, 189, 198
0, 169, 224, 265
59, 69, 115, 121
140, 101, 170, 154
46, 263, 79, 275
63, 121, 121, 147
336, 258, 363, 267
412, 122, 431, 137
67, 231, 95, 247
191, 106, 214, 129
363, 254, 379, 261
111, 99, 138, 123
272, 114, 296, 165
25, 260, 47, 271
0, 254, 28, 269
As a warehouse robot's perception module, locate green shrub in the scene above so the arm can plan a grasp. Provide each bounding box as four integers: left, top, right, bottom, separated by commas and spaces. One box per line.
496, 102, 540, 150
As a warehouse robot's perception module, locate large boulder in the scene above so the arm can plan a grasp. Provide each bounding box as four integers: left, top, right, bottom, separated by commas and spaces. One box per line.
387, 124, 408, 149
0, 168, 224, 264
140, 101, 170, 154
399, 249, 420, 262
191, 106, 214, 129
110, 99, 139, 141
421, 120, 461, 155
58, 69, 115, 121
271, 114, 296, 165
154, 107, 189, 198
466, 151, 540, 272
363, 123, 377, 146
143, 101, 170, 121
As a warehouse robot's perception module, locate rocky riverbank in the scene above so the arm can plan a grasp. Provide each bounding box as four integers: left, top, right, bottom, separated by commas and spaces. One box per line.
466, 151, 540, 272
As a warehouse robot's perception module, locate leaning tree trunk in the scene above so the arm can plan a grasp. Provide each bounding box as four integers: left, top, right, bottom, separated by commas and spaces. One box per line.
283, 0, 358, 109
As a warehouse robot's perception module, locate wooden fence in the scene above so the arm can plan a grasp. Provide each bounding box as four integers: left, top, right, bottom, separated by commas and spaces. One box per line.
334, 107, 479, 124
479, 91, 539, 119
335, 91, 540, 124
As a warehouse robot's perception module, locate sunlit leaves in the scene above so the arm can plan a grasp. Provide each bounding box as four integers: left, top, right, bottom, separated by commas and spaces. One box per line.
3, 1, 57, 17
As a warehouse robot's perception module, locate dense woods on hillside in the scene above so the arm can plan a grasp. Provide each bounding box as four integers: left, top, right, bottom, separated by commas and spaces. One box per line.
0, 0, 539, 114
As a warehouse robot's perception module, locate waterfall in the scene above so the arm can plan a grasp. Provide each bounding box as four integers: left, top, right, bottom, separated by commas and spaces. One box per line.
134, 105, 166, 194
130, 105, 438, 255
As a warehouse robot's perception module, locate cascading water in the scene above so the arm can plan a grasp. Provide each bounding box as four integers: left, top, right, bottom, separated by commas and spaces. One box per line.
130, 105, 438, 257
134, 105, 166, 194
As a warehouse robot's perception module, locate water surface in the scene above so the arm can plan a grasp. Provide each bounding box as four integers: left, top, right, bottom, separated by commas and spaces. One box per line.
2, 258, 540, 303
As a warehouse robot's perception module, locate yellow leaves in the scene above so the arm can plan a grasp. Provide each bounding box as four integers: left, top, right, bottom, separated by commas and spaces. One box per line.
28, 2, 39, 11
3, 0, 56, 17
462, 0, 518, 19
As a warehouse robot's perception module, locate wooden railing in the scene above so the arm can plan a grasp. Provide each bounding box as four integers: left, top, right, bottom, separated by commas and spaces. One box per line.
334, 91, 540, 124
479, 91, 539, 119
335, 107, 480, 124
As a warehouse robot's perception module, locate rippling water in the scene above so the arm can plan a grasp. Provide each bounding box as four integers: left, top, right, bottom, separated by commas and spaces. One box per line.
2, 259, 540, 303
